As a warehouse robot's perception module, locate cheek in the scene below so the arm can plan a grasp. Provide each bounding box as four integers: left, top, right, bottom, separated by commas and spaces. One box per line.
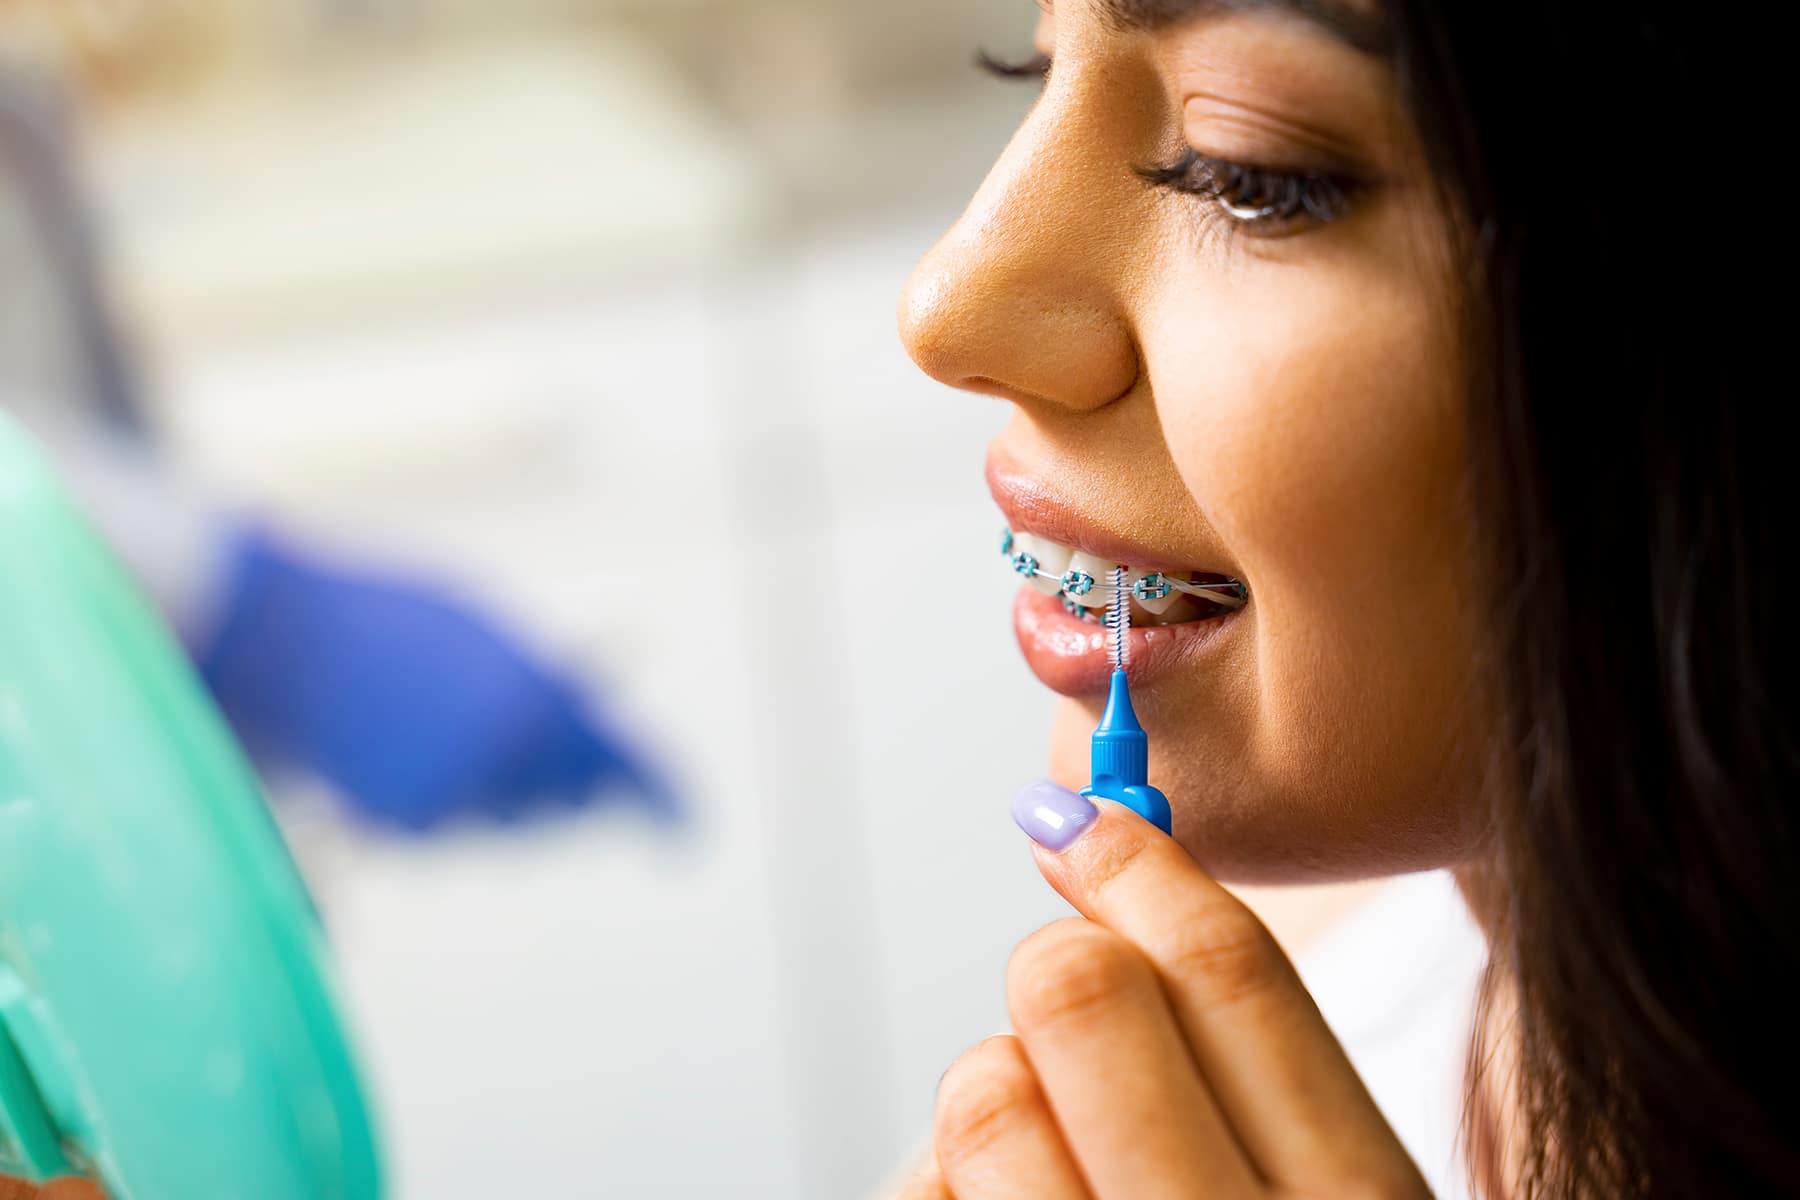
1138, 236, 1484, 877
1048, 700, 1094, 793
1155, 266, 1465, 588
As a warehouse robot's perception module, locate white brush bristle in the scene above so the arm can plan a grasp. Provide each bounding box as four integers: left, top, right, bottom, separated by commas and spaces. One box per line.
1108, 566, 1130, 670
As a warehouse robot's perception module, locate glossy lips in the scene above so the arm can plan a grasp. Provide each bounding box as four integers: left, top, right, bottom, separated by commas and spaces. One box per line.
989, 463, 1248, 697
1012, 584, 1240, 697
1000, 525, 1247, 698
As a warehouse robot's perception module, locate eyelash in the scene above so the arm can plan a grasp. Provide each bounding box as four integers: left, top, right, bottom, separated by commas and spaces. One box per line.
973, 48, 1053, 81
974, 48, 1358, 234
1135, 148, 1355, 231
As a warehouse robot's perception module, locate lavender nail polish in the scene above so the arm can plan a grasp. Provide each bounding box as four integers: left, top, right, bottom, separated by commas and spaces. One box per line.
1011, 780, 1099, 851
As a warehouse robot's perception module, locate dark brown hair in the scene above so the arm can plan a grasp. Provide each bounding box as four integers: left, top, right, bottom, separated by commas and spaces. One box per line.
981, 1, 1789, 1189
1386, 0, 1794, 1194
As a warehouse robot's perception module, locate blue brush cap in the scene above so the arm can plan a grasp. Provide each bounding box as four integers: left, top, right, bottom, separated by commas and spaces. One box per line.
1091, 669, 1148, 784
1079, 669, 1172, 835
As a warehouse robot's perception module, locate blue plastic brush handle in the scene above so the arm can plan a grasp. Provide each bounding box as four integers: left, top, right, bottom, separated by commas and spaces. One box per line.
1080, 778, 1173, 836
1081, 669, 1173, 835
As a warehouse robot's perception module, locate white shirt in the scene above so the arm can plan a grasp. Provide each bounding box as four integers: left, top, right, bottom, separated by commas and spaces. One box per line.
1292, 869, 1488, 1200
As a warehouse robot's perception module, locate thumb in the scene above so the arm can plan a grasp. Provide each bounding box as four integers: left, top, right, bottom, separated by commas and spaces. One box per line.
0, 1179, 107, 1200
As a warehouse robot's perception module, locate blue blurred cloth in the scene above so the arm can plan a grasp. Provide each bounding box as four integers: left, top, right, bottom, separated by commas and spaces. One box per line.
196, 524, 676, 832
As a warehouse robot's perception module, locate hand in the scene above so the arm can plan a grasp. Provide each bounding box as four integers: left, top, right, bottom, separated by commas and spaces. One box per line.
197, 525, 675, 830
900, 783, 1432, 1199
0, 1178, 104, 1200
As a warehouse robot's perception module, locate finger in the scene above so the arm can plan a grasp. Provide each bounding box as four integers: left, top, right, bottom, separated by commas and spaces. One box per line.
0, 1181, 104, 1200
1027, 792, 1427, 1193
1006, 919, 1261, 1200
884, 1141, 954, 1200
39, 1183, 105, 1200
934, 1034, 1091, 1200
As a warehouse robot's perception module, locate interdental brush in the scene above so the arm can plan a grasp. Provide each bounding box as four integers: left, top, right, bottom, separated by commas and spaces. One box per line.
1077, 565, 1174, 835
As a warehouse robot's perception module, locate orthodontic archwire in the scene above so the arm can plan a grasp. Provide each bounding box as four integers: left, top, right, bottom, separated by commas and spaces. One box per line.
999, 529, 1249, 618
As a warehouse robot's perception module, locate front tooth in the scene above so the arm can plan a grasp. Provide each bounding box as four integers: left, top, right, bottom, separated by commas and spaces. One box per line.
1012, 533, 1073, 595
1064, 552, 1118, 609
1129, 570, 1180, 614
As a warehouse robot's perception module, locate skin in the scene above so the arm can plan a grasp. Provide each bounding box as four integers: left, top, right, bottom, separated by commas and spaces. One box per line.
0, 1179, 104, 1200
900, 0, 1485, 885
894, 804, 1435, 1197
894, 0, 1497, 1192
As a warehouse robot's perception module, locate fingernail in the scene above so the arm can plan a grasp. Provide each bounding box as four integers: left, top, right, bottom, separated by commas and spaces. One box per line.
1011, 780, 1098, 852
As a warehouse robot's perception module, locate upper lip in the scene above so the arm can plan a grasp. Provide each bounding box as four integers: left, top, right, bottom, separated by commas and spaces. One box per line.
985, 454, 1239, 581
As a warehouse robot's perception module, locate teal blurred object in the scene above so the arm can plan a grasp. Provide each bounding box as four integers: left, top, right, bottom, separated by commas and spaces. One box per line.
0, 414, 382, 1198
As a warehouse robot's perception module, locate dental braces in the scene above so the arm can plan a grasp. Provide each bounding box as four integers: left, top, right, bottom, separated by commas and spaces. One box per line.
1000, 529, 1249, 622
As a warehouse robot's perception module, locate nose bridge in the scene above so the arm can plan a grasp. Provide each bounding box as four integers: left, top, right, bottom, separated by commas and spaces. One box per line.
898, 72, 1144, 411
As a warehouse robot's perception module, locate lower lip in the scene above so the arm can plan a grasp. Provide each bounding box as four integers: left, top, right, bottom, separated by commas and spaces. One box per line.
1012, 587, 1243, 697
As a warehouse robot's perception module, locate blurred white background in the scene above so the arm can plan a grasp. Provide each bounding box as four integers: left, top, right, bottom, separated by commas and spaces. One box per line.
2, 5, 1071, 1195
0, 3, 1474, 1197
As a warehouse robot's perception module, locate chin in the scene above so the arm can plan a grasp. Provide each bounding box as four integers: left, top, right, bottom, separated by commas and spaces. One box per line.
1046, 697, 1097, 793
1045, 695, 1477, 885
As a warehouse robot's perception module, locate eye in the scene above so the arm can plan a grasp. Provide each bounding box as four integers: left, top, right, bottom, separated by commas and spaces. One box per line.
1137, 147, 1358, 235
974, 48, 1052, 84
975, 52, 1358, 235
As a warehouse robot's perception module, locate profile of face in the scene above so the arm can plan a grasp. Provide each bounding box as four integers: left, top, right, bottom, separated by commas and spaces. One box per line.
899, 0, 1489, 883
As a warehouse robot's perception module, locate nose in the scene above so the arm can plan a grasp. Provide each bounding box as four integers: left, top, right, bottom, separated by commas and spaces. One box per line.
896, 83, 1142, 413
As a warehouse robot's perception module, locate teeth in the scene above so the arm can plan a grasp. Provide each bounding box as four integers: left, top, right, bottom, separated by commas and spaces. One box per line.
1134, 594, 1206, 626
1012, 532, 1071, 596
1061, 592, 1100, 622
1167, 576, 1247, 609
1002, 527, 1247, 620
1063, 552, 1116, 609
1128, 570, 1180, 615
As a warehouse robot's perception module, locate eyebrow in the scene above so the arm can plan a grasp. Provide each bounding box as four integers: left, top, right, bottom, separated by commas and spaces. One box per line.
1088, 0, 1390, 55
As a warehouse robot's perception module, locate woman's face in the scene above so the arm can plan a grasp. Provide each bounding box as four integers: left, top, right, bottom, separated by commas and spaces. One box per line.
899, 0, 1487, 883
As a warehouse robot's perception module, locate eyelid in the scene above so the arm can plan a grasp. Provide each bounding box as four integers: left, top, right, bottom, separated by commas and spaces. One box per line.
974, 48, 1052, 80
1180, 92, 1370, 169
1137, 146, 1358, 232
974, 47, 1363, 233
